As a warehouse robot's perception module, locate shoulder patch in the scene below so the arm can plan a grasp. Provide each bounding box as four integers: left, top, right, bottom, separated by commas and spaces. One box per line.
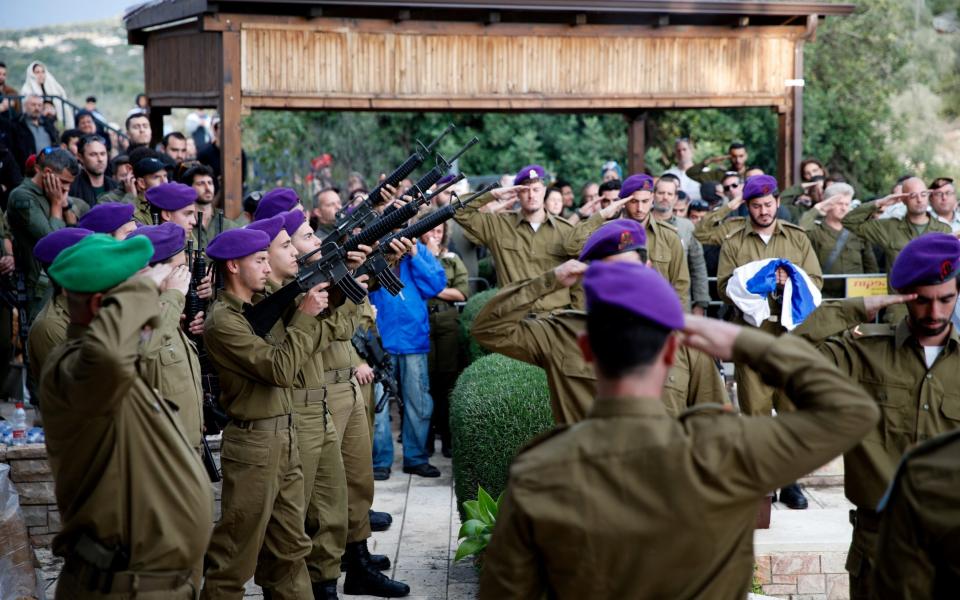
848, 323, 896, 338
679, 402, 734, 421
515, 426, 570, 456
552, 214, 574, 227
723, 222, 748, 240
780, 220, 805, 232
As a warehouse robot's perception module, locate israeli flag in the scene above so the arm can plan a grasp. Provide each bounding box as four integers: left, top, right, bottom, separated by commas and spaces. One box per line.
726, 258, 821, 331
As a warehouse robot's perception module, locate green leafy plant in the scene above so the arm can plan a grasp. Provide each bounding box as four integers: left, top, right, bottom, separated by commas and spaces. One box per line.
455, 485, 503, 562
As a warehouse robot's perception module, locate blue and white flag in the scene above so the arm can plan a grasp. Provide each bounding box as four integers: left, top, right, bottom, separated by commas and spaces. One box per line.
726, 258, 821, 331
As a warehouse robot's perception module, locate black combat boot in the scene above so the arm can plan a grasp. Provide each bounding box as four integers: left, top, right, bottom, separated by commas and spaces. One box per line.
341, 547, 390, 572
312, 579, 339, 600
779, 482, 809, 510
369, 509, 393, 532
342, 540, 409, 597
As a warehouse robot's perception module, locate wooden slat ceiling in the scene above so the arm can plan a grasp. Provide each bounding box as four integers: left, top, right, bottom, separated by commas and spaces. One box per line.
125, 0, 856, 32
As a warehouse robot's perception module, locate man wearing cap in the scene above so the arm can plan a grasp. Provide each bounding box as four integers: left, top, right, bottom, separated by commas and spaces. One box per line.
27, 228, 93, 394
100, 155, 169, 218
6, 147, 89, 319
652, 175, 710, 314
479, 261, 878, 599
789, 232, 960, 600
454, 164, 586, 311
126, 222, 206, 455
570, 173, 690, 309
697, 174, 822, 509
200, 227, 331, 598
473, 219, 725, 425
77, 202, 137, 239
39, 233, 213, 597
872, 428, 960, 598
142, 182, 198, 235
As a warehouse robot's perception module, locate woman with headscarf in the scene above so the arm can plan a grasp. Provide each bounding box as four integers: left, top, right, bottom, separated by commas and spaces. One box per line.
20, 61, 70, 126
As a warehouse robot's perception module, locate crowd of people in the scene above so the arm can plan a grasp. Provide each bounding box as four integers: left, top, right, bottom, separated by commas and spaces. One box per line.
0, 59, 957, 599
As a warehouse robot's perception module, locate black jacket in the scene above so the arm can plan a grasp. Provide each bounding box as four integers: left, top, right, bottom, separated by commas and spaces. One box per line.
9, 115, 58, 173
69, 169, 118, 206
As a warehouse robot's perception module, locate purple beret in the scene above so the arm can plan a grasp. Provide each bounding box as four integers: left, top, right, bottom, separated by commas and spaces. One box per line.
254, 187, 300, 221
742, 174, 779, 202
513, 164, 546, 186
282, 209, 306, 236
33, 228, 94, 265
436, 174, 456, 187
77, 202, 135, 234
145, 182, 197, 211
584, 261, 684, 330
207, 228, 272, 261
246, 214, 286, 242
127, 222, 186, 264
579, 219, 647, 262
890, 233, 960, 290
618, 174, 655, 199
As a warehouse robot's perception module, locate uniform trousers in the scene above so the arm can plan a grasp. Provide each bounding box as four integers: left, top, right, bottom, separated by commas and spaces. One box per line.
846, 513, 879, 600
326, 376, 374, 543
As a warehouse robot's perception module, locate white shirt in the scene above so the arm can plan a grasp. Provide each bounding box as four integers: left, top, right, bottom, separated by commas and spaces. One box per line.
924, 346, 945, 369
664, 165, 702, 201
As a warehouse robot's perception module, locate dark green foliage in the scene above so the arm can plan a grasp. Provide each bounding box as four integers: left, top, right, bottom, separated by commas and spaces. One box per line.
450, 353, 552, 520
458, 287, 498, 363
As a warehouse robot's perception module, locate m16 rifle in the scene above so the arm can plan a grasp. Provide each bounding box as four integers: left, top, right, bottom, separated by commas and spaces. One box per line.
354, 183, 497, 296
326, 124, 456, 245
351, 328, 401, 414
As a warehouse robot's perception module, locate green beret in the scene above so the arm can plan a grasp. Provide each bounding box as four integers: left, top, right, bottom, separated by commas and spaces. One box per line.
48, 233, 154, 293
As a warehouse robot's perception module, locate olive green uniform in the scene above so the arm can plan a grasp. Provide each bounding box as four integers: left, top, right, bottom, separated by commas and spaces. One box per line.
137, 289, 205, 451
471, 269, 727, 424
98, 188, 137, 206
705, 209, 823, 416
454, 192, 582, 311
27, 292, 69, 394
428, 252, 469, 449
791, 298, 960, 600
0, 214, 13, 389
480, 329, 879, 599
40, 278, 213, 598
201, 291, 322, 599
799, 211, 879, 298
255, 281, 349, 585
321, 299, 377, 544
873, 428, 960, 599
570, 213, 691, 310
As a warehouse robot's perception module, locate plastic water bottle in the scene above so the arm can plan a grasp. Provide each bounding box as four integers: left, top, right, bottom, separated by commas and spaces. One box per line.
11, 402, 27, 446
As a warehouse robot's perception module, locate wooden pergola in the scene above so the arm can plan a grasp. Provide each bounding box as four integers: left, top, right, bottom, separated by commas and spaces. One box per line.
125, 0, 855, 218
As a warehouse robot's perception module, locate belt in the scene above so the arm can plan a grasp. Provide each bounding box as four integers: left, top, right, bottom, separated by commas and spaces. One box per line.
324, 367, 354, 384
63, 556, 191, 594
231, 413, 293, 431
429, 303, 456, 314
849, 508, 880, 532
291, 388, 328, 408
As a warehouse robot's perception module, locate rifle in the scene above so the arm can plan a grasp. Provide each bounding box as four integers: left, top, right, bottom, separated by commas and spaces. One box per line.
326, 124, 456, 245
185, 214, 208, 327
0, 265, 29, 405
201, 436, 222, 483
244, 182, 447, 338
351, 328, 401, 414
354, 183, 497, 296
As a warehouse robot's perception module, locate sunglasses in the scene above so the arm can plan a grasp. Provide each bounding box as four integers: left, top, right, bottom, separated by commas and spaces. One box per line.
723, 182, 740, 191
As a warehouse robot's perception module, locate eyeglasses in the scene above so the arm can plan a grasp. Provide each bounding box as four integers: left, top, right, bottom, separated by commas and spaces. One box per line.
723, 182, 740, 191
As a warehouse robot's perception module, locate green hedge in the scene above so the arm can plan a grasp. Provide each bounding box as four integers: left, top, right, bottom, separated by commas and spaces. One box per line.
450, 352, 553, 520
459, 288, 498, 363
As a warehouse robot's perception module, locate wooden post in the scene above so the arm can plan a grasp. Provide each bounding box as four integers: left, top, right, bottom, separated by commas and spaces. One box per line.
148, 107, 168, 149
220, 27, 243, 220
776, 103, 793, 191
626, 112, 647, 174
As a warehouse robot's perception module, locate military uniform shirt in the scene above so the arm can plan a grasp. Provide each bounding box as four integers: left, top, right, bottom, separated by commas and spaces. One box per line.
39, 278, 212, 570
27, 293, 69, 390
799, 211, 879, 298
6, 179, 67, 293
472, 269, 726, 424
480, 329, 878, 599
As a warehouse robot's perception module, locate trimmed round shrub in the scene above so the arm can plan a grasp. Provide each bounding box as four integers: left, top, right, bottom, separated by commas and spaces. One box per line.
459, 287, 498, 363
451, 352, 552, 520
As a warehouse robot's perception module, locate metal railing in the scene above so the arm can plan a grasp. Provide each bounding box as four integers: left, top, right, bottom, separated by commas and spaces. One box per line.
2, 94, 129, 146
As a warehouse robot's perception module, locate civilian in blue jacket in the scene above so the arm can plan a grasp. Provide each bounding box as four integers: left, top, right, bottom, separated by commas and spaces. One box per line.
370, 239, 447, 477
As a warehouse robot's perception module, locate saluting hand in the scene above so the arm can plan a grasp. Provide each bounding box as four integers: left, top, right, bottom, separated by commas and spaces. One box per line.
680, 315, 742, 361
863, 293, 917, 322
554, 259, 588, 288
598, 197, 630, 220
298, 281, 330, 317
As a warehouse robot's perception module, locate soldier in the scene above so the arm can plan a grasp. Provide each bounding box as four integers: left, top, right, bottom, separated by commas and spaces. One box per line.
180, 162, 235, 239
699, 174, 822, 509
200, 227, 329, 598
685, 141, 749, 183
6, 147, 84, 319
872, 428, 960, 599
254, 187, 303, 221
142, 182, 198, 237
570, 174, 690, 308
453, 164, 582, 311
790, 233, 960, 600
126, 222, 206, 454
479, 261, 878, 599
799, 183, 879, 298
40, 233, 213, 598
282, 209, 412, 598
472, 219, 726, 424
652, 175, 709, 314
77, 202, 138, 239
27, 228, 93, 393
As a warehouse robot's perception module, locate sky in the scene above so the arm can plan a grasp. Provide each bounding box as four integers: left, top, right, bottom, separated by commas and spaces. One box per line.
2, 0, 139, 30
